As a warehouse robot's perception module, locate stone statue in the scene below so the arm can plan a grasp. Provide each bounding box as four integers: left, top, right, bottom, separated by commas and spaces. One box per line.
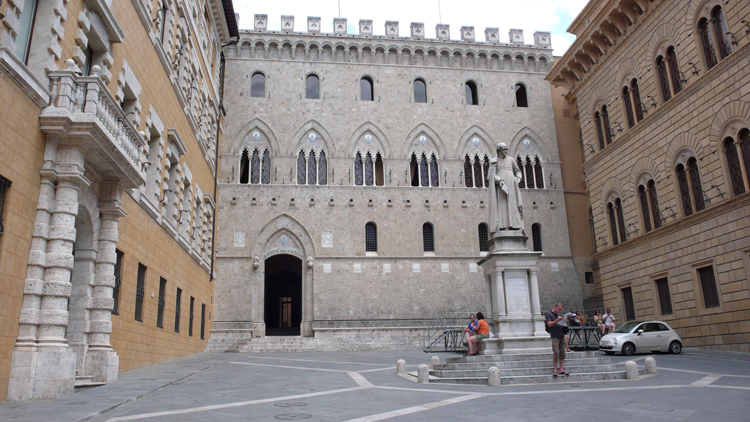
489, 143, 524, 234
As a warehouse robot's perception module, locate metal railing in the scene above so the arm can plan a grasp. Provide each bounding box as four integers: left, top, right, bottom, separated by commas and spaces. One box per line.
423, 311, 469, 353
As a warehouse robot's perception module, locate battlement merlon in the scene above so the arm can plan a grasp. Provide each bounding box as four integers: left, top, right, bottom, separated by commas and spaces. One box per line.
246, 14, 552, 48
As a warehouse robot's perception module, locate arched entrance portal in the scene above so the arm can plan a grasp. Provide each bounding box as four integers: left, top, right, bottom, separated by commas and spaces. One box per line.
264, 255, 302, 336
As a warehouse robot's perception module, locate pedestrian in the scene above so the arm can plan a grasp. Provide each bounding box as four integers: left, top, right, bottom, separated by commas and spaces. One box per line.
603, 309, 616, 333
466, 312, 490, 356
545, 303, 568, 376
594, 310, 604, 334
464, 314, 478, 355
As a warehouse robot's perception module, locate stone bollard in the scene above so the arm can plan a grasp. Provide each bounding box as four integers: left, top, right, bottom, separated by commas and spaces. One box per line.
431, 356, 440, 367
396, 359, 406, 374
644, 357, 657, 375
487, 366, 501, 387
417, 364, 429, 384
625, 360, 639, 380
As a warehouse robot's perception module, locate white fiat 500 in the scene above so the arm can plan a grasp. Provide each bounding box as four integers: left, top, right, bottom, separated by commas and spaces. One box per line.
599, 321, 683, 356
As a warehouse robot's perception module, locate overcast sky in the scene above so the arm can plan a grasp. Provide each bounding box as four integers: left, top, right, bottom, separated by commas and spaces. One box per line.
232, 0, 588, 56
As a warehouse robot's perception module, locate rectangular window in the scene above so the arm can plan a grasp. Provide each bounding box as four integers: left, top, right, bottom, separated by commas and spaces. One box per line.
189, 296, 194, 337
0, 174, 11, 239
156, 277, 166, 328
112, 250, 123, 315
16, 0, 39, 64
655, 277, 673, 315
200, 304, 206, 340
174, 288, 182, 333
698, 266, 720, 308
135, 263, 146, 322
585, 272, 594, 285
621, 286, 636, 321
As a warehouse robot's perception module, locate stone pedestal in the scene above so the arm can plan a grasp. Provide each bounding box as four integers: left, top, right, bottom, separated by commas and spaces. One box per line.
7, 347, 77, 401
85, 350, 119, 383
478, 230, 550, 355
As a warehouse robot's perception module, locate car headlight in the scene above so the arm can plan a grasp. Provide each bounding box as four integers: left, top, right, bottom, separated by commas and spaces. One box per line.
612, 338, 618, 345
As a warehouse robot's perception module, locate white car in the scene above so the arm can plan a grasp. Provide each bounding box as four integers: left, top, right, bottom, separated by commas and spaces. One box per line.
598, 320, 682, 356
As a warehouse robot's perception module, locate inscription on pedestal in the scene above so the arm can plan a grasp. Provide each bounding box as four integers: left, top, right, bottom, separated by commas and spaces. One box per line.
506, 277, 530, 314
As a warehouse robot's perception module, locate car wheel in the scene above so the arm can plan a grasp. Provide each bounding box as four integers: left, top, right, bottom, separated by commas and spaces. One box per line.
621, 343, 635, 356
604, 351, 615, 355
669, 341, 682, 354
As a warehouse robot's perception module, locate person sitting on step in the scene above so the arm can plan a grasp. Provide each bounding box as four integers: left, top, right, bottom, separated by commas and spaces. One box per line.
466, 312, 490, 356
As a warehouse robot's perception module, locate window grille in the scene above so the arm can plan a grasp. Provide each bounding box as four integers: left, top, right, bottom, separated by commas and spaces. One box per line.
318, 151, 328, 185
189, 296, 195, 337
525, 157, 535, 189
532, 224, 542, 251
261, 150, 271, 184
175, 288, 182, 333
308, 151, 317, 185
534, 157, 544, 189
112, 249, 123, 315
423, 223, 435, 252
478, 224, 489, 252
200, 304, 206, 340
419, 154, 429, 187
251, 150, 260, 184
355, 152, 364, 186
655, 278, 673, 315
0, 175, 11, 238
135, 264, 146, 321
429, 154, 439, 187
364, 152, 374, 186
157, 278, 166, 328
365, 223, 377, 252
297, 151, 306, 185
464, 156, 473, 187
698, 266, 720, 308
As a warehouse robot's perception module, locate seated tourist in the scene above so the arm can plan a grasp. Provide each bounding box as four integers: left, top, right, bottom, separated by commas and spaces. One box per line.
466, 312, 490, 356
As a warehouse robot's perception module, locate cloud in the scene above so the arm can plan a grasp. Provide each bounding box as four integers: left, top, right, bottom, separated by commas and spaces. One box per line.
233, 0, 586, 56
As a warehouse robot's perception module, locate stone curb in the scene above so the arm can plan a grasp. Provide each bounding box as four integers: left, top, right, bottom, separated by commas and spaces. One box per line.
682, 348, 750, 361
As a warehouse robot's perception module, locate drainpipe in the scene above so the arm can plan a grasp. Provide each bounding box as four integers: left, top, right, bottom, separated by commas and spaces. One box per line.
210, 37, 238, 283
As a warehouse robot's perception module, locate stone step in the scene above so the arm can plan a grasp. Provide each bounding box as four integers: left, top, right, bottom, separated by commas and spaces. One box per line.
207, 336, 416, 353
74, 376, 106, 389
429, 370, 630, 385
444, 351, 596, 364
430, 363, 624, 378
434, 357, 612, 370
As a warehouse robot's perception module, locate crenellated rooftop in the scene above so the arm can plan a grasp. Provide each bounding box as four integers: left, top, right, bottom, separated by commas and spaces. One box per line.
239, 14, 552, 50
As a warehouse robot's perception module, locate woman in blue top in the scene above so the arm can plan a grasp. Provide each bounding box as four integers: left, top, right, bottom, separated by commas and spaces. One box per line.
464, 314, 478, 355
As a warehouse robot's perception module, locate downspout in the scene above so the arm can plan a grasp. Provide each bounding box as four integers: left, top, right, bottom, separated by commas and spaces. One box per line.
210, 38, 238, 283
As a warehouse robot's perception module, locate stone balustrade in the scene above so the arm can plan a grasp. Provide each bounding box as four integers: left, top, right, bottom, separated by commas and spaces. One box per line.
43, 60, 147, 189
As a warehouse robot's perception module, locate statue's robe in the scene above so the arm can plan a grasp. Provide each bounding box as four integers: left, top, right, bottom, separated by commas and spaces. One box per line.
489, 155, 524, 234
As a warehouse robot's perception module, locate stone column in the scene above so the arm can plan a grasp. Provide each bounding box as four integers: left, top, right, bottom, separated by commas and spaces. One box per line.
301, 260, 314, 337
85, 183, 124, 383
484, 275, 494, 323
529, 270, 541, 315
492, 270, 506, 317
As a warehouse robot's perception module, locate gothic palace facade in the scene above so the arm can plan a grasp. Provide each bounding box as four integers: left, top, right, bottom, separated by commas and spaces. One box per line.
207, 14, 594, 351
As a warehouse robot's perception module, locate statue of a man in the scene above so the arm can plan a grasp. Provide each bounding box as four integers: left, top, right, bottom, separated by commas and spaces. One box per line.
489, 143, 524, 234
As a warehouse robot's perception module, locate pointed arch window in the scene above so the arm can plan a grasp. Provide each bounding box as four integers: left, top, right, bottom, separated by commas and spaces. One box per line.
464, 155, 474, 187
365, 222, 377, 252
420, 154, 429, 187
250, 150, 260, 184
483, 156, 490, 187
478, 223, 489, 252
534, 157, 544, 189
364, 152, 374, 186
525, 157, 535, 189
430, 154, 440, 187
261, 150, 271, 184
355, 152, 364, 186
297, 150, 307, 185
532, 223, 542, 251
375, 152, 384, 186
473, 154, 483, 188
251, 72, 265, 97
318, 151, 328, 185
307, 151, 317, 185
414, 78, 427, 103
516, 156, 526, 188
410, 153, 420, 186
423, 223, 435, 252
239, 149, 250, 184
515, 83, 528, 107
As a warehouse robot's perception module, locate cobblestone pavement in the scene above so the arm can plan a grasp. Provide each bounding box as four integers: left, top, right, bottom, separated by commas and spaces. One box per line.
0, 349, 748, 421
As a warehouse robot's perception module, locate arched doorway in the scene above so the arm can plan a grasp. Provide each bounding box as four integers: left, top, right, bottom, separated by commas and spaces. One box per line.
264, 254, 302, 336
68, 205, 97, 375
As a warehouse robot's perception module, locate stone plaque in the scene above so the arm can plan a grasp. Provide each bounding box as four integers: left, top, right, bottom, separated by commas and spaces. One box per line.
322, 231, 333, 248
550, 262, 559, 272
383, 263, 392, 273
469, 263, 478, 273
441, 263, 449, 273
412, 263, 421, 273
322, 263, 332, 273
506, 277, 530, 314
353, 263, 362, 273
233, 231, 245, 247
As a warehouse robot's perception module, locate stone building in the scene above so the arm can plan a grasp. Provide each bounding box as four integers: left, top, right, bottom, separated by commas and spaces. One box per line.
208, 14, 592, 350
548, 0, 750, 352
0, 0, 237, 400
